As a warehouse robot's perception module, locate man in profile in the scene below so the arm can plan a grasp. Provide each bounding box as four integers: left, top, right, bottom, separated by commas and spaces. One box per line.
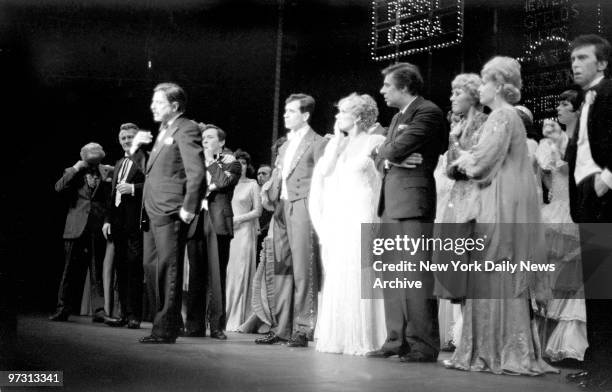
565, 34, 612, 388
368, 62, 446, 363
131, 82, 205, 344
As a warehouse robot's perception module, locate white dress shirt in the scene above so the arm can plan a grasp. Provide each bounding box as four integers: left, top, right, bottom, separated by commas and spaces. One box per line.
281, 125, 309, 200
574, 75, 612, 188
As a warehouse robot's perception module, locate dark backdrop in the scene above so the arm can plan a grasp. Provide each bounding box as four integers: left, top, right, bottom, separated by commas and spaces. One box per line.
0, 0, 599, 312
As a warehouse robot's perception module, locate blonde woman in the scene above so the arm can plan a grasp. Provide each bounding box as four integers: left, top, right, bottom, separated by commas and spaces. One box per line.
447, 57, 557, 375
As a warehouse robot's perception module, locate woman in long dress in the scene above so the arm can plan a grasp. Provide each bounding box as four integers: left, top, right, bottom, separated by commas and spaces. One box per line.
536, 90, 588, 361
225, 150, 262, 331
446, 56, 557, 375
309, 93, 386, 355
436, 74, 488, 350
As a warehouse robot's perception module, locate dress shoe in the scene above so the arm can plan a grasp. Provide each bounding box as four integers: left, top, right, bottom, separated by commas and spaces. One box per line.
286, 332, 307, 347
210, 330, 227, 340
255, 332, 285, 345
92, 310, 108, 323
567, 370, 590, 383
127, 320, 141, 329
49, 311, 69, 322
399, 352, 438, 363
365, 349, 396, 358
139, 335, 176, 344
104, 316, 128, 327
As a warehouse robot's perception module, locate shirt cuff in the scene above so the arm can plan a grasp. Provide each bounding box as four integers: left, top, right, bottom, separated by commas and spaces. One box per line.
130, 184, 135, 196
600, 169, 612, 189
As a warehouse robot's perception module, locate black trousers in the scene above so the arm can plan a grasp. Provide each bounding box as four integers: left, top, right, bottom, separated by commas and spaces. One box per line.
113, 229, 143, 322
379, 216, 439, 357
143, 219, 186, 339
186, 209, 231, 333
574, 175, 612, 370
56, 227, 105, 315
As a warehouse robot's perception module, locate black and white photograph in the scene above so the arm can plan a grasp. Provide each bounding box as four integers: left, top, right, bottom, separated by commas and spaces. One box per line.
1, 0, 612, 391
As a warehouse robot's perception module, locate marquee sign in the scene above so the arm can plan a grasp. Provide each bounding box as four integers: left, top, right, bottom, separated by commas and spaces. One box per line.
370, 0, 464, 62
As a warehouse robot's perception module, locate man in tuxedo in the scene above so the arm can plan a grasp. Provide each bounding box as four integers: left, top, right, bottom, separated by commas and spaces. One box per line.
185, 124, 241, 340
565, 34, 612, 388
102, 123, 145, 329
255, 94, 326, 347
50, 143, 112, 322
367, 63, 446, 362
131, 82, 206, 344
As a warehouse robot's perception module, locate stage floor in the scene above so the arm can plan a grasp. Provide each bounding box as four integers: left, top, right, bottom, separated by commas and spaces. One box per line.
11, 315, 581, 392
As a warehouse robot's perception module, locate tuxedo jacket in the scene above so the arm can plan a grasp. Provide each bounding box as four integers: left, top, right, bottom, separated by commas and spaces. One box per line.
271, 127, 327, 203
187, 158, 242, 238
142, 115, 206, 227
106, 155, 145, 234
376, 96, 447, 220
55, 164, 113, 239
567, 78, 612, 222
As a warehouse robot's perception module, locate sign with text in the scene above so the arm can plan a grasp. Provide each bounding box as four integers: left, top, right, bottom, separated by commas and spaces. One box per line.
370, 0, 463, 62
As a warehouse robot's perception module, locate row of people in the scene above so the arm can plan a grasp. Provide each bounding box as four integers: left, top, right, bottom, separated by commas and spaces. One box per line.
50, 32, 612, 388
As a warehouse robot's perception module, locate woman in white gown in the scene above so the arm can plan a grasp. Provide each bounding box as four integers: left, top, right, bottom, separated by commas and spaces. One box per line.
309, 93, 386, 355
536, 90, 588, 362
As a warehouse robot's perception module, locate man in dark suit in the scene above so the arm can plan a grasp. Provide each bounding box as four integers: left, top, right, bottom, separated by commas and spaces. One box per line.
102, 123, 145, 329
185, 124, 241, 340
367, 62, 446, 362
50, 143, 113, 322
131, 82, 206, 344
565, 34, 612, 388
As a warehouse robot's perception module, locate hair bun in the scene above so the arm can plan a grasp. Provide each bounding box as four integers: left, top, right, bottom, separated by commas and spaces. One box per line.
502, 83, 521, 104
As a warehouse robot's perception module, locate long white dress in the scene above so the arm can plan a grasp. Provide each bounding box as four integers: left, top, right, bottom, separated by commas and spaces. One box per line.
536, 137, 588, 361
309, 132, 387, 355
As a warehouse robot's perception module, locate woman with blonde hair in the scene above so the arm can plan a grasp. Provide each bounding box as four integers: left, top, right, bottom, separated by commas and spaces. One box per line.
435, 73, 488, 350
308, 93, 386, 355
446, 56, 557, 375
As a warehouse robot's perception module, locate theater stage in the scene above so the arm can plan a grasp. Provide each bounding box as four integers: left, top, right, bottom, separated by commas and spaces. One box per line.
11, 315, 580, 392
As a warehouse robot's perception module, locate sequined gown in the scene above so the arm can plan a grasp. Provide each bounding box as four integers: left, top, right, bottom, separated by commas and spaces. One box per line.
444, 106, 558, 375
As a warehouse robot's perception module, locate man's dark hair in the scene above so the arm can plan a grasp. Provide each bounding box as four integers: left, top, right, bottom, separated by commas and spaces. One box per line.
285, 93, 315, 118
381, 62, 424, 95
571, 34, 611, 63
154, 82, 187, 112
119, 123, 139, 133
199, 123, 226, 142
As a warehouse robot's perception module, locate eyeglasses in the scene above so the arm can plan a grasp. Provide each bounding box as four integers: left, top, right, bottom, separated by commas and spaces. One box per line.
257, 172, 269, 176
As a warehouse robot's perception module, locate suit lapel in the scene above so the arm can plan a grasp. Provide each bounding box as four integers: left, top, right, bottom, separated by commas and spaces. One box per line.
389, 96, 423, 140
91, 166, 107, 199
111, 158, 123, 193
287, 129, 315, 178
146, 117, 180, 172
387, 113, 400, 140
